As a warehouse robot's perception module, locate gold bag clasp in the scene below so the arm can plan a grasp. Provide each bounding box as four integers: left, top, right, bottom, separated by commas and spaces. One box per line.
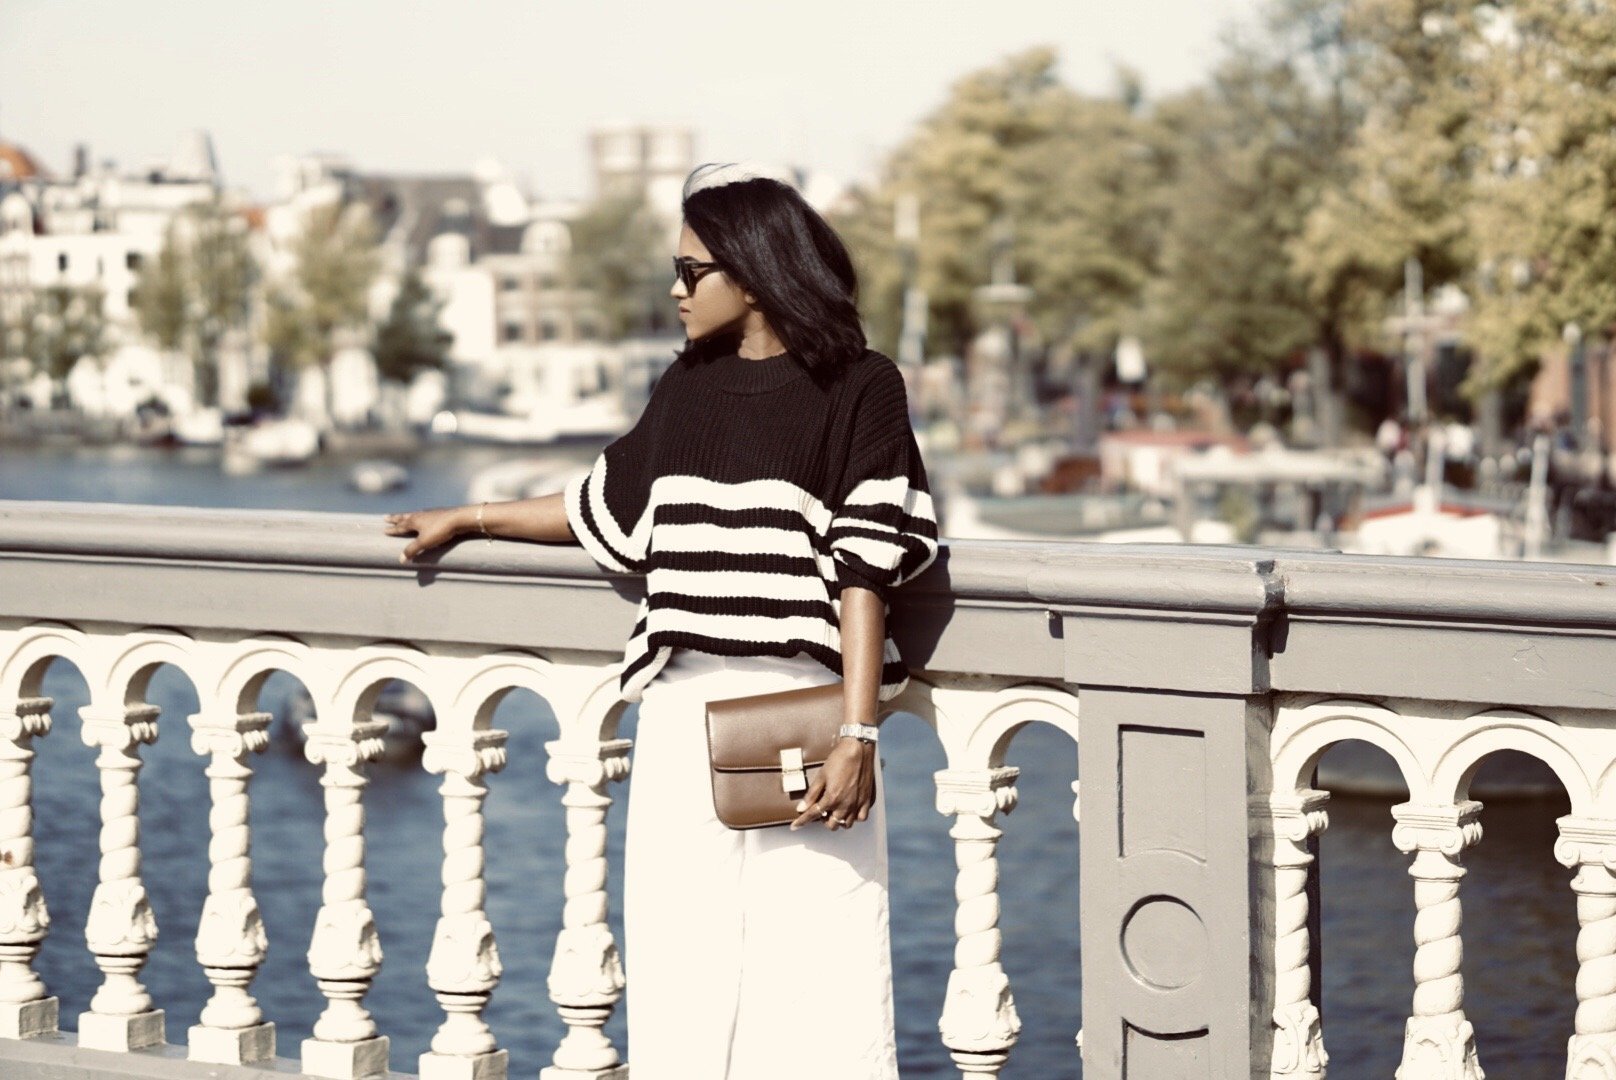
779, 746, 807, 794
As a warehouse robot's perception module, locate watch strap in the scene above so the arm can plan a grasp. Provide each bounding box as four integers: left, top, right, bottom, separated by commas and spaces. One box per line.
837, 722, 879, 744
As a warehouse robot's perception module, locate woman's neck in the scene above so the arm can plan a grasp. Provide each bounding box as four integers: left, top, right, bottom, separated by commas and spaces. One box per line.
735, 316, 785, 360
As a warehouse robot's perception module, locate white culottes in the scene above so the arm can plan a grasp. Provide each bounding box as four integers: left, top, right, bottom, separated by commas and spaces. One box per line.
624, 647, 900, 1080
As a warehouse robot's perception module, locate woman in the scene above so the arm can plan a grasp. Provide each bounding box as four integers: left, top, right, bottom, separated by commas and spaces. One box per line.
383, 161, 939, 1079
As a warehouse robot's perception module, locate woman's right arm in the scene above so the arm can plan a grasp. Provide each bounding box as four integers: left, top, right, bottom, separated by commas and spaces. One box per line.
383, 493, 576, 562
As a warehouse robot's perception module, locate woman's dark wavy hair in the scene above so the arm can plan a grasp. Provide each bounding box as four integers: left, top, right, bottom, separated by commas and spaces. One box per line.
676, 163, 866, 385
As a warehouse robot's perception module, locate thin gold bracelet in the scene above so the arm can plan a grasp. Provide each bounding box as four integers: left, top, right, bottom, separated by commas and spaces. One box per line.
477, 501, 492, 544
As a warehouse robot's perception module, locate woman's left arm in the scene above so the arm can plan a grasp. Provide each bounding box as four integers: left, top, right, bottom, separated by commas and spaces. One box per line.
789, 585, 882, 831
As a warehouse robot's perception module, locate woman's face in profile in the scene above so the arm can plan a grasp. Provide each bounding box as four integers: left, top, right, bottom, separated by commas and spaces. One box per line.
673, 223, 752, 342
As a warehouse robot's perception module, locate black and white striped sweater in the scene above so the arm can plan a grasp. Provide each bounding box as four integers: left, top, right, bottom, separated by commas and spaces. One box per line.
564, 347, 940, 703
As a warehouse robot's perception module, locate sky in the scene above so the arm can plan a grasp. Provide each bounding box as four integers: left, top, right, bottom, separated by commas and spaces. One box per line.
1, 0, 1260, 202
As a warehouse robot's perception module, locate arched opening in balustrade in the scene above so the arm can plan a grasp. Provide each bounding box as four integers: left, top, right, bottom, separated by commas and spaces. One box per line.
1432, 741, 1578, 1074
990, 716, 1082, 1080
1309, 737, 1416, 1079
24, 648, 101, 1028
24, 642, 214, 1044
476, 680, 587, 1070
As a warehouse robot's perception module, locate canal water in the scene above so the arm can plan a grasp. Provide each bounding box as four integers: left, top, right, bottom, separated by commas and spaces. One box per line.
0, 443, 1584, 1077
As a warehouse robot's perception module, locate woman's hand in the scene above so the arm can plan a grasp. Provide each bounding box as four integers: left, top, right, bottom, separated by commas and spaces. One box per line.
790, 738, 876, 832
383, 506, 470, 563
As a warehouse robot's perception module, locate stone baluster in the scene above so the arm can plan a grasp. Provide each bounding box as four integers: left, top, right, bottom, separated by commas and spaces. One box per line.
302, 720, 389, 1080
1555, 816, 1616, 1078
0, 698, 56, 1039
77, 703, 164, 1052
186, 710, 273, 1063
935, 767, 1023, 1077
541, 737, 632, 1080
1253, 790, 1330, 1079
1390, 800, 1484, 1080
419, 728, 510, 1080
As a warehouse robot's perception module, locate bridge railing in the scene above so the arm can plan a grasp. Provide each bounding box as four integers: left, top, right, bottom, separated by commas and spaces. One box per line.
0, 499, 1613, 1080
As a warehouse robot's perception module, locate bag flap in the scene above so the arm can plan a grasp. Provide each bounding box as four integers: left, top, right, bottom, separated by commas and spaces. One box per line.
705, 681, 845, 771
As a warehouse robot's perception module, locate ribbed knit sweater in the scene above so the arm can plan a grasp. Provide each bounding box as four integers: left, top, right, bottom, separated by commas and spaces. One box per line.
564, 347, 940, 703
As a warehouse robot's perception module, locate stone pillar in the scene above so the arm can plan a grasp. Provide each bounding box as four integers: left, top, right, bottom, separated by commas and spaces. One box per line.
419, 728, 509, 1080
186, 710, 273, 1063
541, 738, 631, 1080
301, 720, 389, 1080
1253, 790, 1330, 1079
1390, 800, 1484, 1080
0, 698, 56, 1039
1077, 688, 1258, 1077
935, 767, 1023, 1077
77, 703, 164, 1052
1555, 816, 1616, 1078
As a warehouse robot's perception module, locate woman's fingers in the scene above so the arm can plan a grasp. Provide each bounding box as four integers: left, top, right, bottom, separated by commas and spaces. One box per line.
789, 779, 828, 830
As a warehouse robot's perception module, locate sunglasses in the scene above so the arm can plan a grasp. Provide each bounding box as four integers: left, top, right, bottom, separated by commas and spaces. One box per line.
672, 255, 722, 294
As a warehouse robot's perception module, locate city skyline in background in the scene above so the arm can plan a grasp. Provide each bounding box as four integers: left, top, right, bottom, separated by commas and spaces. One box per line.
1, 0, 1256, 199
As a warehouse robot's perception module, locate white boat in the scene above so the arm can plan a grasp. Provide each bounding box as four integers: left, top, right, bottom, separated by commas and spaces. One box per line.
222, 418, 320, 472
173, 408, 225, 447
349, 460, 409, 494
466, 458, 588, 504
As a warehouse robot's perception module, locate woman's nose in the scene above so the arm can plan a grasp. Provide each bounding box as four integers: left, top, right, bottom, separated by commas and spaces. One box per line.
670, 278, 688, 300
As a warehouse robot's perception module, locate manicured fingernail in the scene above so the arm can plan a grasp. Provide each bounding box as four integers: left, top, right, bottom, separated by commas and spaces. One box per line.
795, 801, 806, 811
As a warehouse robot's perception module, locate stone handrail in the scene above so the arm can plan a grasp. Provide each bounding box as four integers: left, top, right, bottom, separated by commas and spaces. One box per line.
1, 500, 1615, 1079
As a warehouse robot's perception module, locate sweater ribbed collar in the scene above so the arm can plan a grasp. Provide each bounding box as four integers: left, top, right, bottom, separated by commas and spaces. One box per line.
709, 350, 809, 395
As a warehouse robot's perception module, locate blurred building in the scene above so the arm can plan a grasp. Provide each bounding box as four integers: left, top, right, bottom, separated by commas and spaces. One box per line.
0, 131, 246, 417
0, 131, 221, 330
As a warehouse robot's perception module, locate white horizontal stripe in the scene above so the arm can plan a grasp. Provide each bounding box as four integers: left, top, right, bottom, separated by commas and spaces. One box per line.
843, 475, 936, 521
651, 474, 835, 532
646, 609, 842, 646
653, 521, 813, 556
647, 568, 834, 601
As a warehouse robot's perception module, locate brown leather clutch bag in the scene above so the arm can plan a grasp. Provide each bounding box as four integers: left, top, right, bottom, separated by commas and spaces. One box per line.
704, 681, 846, 830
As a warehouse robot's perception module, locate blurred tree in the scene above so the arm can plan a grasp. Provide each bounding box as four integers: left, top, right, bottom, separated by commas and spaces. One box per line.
15, 284, 107, 382
373, 269, 452, 384
1143, 48, 1338, 386
834, 48, 1167, 361
135, 200, 254, 407
1465, 0, 1616, 389
1291, 0, 1483, 352
567, 192, 666, 339
263, 202, 380, 424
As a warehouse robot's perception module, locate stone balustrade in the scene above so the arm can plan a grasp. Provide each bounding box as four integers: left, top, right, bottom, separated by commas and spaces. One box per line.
0, 500, 1614, 1079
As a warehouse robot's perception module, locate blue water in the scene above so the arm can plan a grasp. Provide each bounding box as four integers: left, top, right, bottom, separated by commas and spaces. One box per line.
0, 444, 1584, 1077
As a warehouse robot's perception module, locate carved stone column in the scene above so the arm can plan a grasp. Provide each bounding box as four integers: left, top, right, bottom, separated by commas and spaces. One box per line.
76, 703, 163, 1052
1555, 816, 1616, 1079
419, 728, 509, 1080
1390, 801, 1484, 1080
301, 720, 388, 1080
186, 710, 273, 1064
1252, 790, 1330, 1079
935, 766, 1023, 1077
541, 737, 631, 1080
0, 698, 56, 1039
